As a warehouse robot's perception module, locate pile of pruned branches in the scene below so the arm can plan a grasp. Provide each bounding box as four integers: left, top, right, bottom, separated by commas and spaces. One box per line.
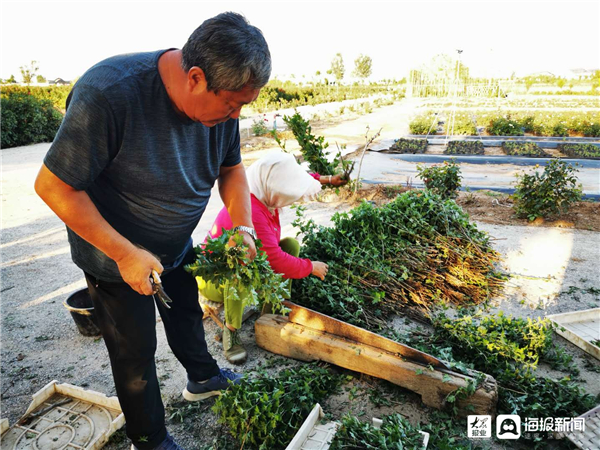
292, 190, 504, 327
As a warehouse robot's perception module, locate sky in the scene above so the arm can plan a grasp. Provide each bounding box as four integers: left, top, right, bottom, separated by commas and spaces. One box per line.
1, 0, 599, 82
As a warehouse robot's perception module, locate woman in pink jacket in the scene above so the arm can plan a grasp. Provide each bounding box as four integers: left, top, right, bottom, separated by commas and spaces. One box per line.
199, 152, 346, 363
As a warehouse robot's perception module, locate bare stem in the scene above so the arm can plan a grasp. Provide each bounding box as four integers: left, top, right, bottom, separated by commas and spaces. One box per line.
354, 126, 383, 193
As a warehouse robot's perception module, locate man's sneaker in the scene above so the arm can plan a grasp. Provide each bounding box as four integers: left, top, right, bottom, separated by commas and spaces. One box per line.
222, 326, 248, 364
182, 368, 242, 401
131, 432, 184, 450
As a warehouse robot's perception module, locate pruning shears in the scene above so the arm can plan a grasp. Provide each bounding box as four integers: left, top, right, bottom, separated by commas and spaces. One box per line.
150, 270, 173, 309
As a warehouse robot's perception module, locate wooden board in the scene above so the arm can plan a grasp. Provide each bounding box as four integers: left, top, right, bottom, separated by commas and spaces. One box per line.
255, 314, 497, 416
284, 301, 449, 370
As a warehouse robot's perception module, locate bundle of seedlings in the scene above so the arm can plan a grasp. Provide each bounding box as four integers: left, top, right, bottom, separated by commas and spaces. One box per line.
388, 138, 428, 154
444, 140, 484, 155
502, 141, 550, 158
184, 230, 289, 314
329, 413, 425, 449
558, 143, 600, 159
212, 364, 345, 449
282, 111, 354, 181
399, 309, 598, 445
292, 190, 504, 327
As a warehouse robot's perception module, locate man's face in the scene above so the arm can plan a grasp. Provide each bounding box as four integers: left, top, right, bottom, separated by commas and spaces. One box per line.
185, 82, 260, 127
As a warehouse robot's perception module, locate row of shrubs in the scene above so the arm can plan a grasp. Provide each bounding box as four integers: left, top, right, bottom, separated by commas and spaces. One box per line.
1, 85, 72, 110
1, 92, 63, 149
388, 138, 600, 159
409, 111, 600, 137
416, 158, 583, 222
251, 80, 404, 112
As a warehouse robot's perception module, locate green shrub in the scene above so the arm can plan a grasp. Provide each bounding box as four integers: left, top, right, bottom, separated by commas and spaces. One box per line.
251, 117, 269, 136
283, 112, 353, 179
444, 140, 484, 155
213, 365, 344, 449
330, 413, 424, 449
582, 122, 600, 137
388, 138, 427, 154
409, 115, 436, 135
1, 93, 63, 148
513, 159, 583, 221
558, 143, 600, 159
502, 141, 549, 158
520, 115, 537, 133
551, 122, 569, 137
487, 117, 524, 136
0, 84, 72, 110
444, 116, 477, 135
416, 159, 462, 199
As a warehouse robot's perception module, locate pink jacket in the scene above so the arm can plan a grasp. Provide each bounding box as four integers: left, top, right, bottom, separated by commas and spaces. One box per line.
208, 195, 313, 279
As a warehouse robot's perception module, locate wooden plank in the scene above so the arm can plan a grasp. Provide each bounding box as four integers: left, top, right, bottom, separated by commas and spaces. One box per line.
284, 301, 449, 370
255, 315, 497, 416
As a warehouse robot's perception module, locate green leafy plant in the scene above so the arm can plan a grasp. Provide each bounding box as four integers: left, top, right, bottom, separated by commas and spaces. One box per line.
416, 159, 462, 199
444, 140, 484, 155
582, 122, 600, 137
409, 114, 437, 135
212, 365, 345, 449
389, 138, 428, 154
550, 122, 569, 137
0, 84, 72, 110
502, 141, 549, 158
390, 308, 596, 446
558, 143, 600, 159
251, 117, 269, 136
292, 190, 502, 327
283, 112, 353, 180
444, 116, 477, 136
329, 413, 424, 449
184, 230, 289, 314
1, 92, 63, 148
513, 159, 583, 221
487, 117, 524, 136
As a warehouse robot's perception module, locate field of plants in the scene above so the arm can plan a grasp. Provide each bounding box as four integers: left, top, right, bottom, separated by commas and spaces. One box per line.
171, 118, 599, 450
409, 109, 600, 137
2, 76, 599, 450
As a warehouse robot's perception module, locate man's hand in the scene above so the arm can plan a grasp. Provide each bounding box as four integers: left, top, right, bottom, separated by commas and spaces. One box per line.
227, 231, 257, 261
311, 261, 329, 280
115, 247, 164, 295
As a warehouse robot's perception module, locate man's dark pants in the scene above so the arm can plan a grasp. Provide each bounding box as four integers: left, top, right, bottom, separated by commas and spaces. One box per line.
84, 250, 220, 449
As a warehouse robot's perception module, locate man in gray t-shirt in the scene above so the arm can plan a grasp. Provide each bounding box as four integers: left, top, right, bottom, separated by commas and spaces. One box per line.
35, 12, 270, 450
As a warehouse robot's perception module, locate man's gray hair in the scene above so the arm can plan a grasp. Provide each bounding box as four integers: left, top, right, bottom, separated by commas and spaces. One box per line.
182, 12, 271, 92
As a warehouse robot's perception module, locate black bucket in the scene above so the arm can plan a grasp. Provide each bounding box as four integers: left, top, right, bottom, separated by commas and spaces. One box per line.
63, 288, 102, 337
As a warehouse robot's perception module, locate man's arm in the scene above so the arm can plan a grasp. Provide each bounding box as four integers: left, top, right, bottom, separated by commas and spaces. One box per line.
218, 162, 256, 259
34, 164, 163, 295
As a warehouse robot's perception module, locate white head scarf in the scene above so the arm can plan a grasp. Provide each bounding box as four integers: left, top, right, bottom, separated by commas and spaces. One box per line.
246, 152, 322, 214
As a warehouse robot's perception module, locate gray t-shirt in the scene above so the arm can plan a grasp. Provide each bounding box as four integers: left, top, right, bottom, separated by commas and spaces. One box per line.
44, 50, 242, 282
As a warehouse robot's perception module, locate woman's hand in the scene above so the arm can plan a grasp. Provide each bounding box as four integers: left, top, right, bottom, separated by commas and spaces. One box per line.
322, 174, 348, 187
311, 261, 329, 280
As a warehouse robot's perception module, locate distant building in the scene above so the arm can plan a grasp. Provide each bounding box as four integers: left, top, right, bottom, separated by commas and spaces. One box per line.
49, 78, 70, 85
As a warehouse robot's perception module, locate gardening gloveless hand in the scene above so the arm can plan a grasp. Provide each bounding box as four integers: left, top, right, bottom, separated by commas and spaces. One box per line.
227, 231, 257, 261
115, 246, 164, 296
328, 174, 349, 187
311, 261, 329, 280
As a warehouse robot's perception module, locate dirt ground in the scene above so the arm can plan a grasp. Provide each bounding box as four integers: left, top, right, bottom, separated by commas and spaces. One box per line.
1, 100, 599, 449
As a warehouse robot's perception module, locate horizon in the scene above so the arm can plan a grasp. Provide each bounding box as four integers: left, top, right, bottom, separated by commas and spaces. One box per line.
1, 1, 599, 82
